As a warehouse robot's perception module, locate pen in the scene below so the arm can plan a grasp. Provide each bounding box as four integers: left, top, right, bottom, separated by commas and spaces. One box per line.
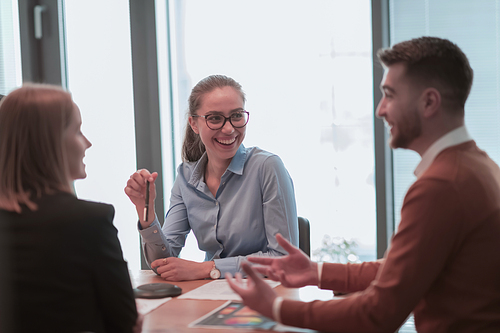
144, 180, 150, 222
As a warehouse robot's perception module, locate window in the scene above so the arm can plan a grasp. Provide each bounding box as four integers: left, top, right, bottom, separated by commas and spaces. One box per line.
161, 0, 376, 262
63, 0, 139, 270
389, 0, 500, 226
0, 0, 22, 94
9, 0, 388, 269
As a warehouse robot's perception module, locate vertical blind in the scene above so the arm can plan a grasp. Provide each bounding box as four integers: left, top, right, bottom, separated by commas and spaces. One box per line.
0, 0, 22, 95
389, 0, 500, 225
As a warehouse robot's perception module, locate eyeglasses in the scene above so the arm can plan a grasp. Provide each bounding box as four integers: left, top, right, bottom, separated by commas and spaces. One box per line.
192, 111, 250, 130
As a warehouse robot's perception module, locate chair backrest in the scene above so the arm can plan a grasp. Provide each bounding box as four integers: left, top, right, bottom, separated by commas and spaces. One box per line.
298, 217, 311, 257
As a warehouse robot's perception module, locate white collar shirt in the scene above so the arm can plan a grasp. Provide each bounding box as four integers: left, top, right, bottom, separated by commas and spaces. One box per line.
414, 126, 473, 178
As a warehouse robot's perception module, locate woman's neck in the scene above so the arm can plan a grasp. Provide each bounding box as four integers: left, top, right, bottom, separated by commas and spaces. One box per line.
204, 157, 232, 197
205, 157, 231, 181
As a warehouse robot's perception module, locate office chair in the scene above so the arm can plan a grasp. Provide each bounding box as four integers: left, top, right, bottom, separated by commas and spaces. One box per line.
298, 216, 311, 257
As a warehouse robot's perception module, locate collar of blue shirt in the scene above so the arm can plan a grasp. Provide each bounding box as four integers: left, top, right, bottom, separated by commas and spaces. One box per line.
188, 144, 248, 186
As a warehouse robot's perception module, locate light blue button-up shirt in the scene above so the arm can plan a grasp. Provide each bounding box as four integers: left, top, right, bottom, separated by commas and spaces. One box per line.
139, 145, 298, 277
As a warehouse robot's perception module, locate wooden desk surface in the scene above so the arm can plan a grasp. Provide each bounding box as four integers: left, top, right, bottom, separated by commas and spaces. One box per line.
130, 270, 333, 333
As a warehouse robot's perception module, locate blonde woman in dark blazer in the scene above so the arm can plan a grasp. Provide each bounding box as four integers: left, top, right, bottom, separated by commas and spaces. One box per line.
0, 85, 140, 333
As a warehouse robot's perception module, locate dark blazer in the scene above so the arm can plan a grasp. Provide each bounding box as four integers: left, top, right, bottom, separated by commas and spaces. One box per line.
1, 192, 137, 333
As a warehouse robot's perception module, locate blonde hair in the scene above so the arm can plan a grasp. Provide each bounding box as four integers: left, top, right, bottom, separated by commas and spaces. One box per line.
0, 84, 74, 212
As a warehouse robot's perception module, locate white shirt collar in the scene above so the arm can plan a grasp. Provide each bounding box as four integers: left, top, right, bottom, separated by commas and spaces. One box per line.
414, 126, 473, 178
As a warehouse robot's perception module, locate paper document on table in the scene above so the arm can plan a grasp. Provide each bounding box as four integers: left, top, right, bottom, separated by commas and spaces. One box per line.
178, 279, 280, 301
135, 297, 171, 315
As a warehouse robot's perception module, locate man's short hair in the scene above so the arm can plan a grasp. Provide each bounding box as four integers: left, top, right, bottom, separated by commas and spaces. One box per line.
377, 37, 473, 113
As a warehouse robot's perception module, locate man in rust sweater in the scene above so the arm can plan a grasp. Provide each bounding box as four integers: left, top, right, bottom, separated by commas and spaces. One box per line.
227, 37, 500, 332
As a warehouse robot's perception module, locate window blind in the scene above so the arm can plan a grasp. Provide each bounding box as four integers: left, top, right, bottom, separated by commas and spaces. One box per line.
389, 0, 500, 225
0, 0, 22, 95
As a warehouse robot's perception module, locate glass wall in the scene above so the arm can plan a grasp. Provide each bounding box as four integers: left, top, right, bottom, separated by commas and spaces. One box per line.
63, 1, 140, 270
0, 0, 22, 94
389, 0, 500, 226
4, 0, 380, 269
161, 0, 376, 262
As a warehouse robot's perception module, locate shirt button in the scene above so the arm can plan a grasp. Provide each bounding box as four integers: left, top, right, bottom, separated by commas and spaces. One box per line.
161, 246, 166, 251
215, 202, 218, 206
153, 230, 158, 234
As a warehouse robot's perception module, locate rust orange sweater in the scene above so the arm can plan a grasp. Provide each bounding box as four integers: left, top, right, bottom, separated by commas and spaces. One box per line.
281, 141, 500, 332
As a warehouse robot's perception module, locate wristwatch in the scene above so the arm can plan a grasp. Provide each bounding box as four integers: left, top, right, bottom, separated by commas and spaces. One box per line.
209, 261, 221, 279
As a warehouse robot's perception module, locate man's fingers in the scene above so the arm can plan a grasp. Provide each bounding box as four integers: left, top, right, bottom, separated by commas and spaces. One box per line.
226, 273, 247, 295
235, 272, 244, 284
241, 262, 266, 285
266, 269, 281, 282
277, 270, 291, 287
276, 233, 299, 254
252, 266, 280, 281
252, 266, 268, 275
247, 256, 275, 265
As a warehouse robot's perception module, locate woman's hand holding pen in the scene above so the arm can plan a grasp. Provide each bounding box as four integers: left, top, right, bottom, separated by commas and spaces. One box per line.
125, 169, 158, 228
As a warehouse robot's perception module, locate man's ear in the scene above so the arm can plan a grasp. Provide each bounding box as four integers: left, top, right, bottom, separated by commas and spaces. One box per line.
188, 116, 199, 134
421, 87, 441, 118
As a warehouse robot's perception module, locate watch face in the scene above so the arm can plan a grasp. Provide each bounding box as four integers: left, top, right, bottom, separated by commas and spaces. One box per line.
210, 268, 221, 279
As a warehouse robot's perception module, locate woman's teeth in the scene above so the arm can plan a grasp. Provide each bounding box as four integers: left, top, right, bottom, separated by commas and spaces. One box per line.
216, 137, 236, 145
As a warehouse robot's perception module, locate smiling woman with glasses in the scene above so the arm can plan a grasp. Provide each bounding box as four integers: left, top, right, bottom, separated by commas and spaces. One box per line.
125, 74, 299, 282
0, 85, 139, 332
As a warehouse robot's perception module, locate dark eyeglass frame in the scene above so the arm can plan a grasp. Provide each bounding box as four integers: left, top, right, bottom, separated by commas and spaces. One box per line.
192, 111, 250, 130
